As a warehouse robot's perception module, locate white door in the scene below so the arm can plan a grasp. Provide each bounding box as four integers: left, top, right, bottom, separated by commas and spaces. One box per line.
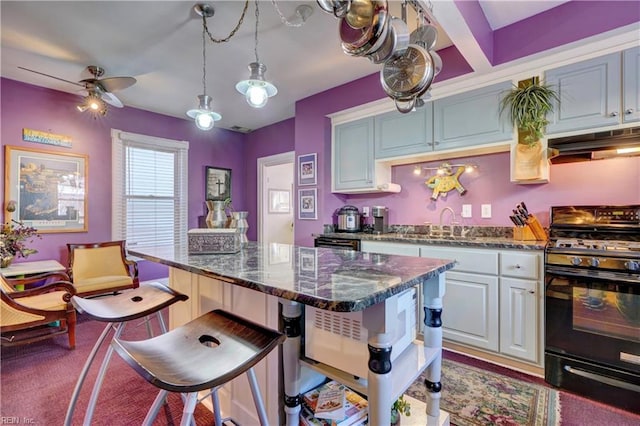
258, 152, 294, 244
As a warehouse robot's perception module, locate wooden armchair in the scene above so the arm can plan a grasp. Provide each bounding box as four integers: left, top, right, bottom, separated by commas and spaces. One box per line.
1, 272, 77, 349
67, 240, 139, 298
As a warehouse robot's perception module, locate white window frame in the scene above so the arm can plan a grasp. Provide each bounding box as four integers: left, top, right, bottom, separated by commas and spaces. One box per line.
111, 129, 189, 248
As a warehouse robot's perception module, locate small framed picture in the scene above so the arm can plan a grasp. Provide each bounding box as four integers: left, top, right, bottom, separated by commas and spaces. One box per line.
268, 189, 290, 214
298, 188, 317, 220
297, 153, 317, 186
205, 166, 231, 201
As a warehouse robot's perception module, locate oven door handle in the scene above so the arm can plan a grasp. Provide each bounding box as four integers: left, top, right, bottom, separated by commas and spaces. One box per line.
546, 266, 640, 285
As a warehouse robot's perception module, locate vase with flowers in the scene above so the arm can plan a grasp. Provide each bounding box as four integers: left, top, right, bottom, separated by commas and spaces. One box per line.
0, 220, 40, 268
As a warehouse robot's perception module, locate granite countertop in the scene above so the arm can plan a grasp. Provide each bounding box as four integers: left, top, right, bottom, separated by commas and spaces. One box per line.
316, 232, 547, 250
129, 242, 455, 312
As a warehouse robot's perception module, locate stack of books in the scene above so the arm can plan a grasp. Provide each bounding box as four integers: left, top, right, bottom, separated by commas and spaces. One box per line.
299, 380, 368, 426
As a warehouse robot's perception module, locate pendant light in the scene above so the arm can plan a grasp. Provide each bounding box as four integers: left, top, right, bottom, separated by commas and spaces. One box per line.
187, 3, 221, 130
236, 0, 277, 108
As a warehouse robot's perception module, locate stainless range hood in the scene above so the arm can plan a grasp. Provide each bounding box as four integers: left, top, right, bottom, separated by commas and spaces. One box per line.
548, 126, 640, 164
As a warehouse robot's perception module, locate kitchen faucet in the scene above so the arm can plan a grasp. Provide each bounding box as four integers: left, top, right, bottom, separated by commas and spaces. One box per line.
438, 206, 457, 237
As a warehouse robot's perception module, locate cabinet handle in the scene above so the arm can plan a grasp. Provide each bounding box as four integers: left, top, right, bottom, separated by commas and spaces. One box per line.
609, 111, 619, 117
514, 264, 521, 269
434, 141, 440, 146
625, 108, 634, 115
528, 290, 535, 294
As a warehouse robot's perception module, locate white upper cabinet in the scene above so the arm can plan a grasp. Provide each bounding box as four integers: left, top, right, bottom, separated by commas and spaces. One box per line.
374, 104, 434, 159
433, 81, 513, 150
546, 47, 639, 134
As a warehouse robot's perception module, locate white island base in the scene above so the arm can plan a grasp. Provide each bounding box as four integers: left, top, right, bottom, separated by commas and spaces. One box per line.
167, 265, 449, 425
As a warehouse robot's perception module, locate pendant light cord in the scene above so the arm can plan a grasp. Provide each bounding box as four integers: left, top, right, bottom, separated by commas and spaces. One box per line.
203, 0, 249, 44
254, 0, 259, 63
270, 0, 306, 28
201, 17, 207, 96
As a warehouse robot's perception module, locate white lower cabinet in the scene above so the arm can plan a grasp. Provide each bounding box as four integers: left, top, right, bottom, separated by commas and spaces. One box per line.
441, 271, 499, 351
500, 277, 537, 362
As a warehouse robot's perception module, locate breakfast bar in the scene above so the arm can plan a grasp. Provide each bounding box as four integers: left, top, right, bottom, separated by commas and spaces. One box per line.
129, 242, 456, 425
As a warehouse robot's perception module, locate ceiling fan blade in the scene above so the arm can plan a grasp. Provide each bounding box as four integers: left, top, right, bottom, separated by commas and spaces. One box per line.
99, 90, 124, 108
96, 76, 136, 92
18, 66, 84, 87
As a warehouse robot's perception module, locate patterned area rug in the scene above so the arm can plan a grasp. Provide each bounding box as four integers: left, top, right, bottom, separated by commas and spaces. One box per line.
405, 359, 560, 426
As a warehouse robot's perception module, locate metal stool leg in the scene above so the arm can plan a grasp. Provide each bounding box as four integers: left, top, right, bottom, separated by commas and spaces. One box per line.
247, 367, 269, 425
83, 322, 127, 424
64, 322, 117, 426
211, 388, 223, 426
180, 392, 198, 426
142, 389, 169, 426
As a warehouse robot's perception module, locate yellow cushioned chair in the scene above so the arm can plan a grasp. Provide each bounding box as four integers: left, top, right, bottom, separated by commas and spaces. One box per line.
67, 240, 139, 298
1, 272, 77, 349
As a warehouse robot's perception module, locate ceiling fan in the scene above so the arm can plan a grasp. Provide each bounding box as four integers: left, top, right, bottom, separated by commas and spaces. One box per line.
18, 65, 136, 115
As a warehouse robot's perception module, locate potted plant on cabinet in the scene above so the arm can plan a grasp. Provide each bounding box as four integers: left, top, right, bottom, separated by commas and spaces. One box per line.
390, 396, 411, 426
500, 77, 559, 180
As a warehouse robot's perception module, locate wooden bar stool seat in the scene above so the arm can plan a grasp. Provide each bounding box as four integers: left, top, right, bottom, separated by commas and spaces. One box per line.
64, 281, 188, 426
111, 309, 285, 426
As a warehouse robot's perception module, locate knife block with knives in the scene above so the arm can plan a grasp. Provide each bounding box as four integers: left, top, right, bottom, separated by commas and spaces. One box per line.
510, 202, 547, 241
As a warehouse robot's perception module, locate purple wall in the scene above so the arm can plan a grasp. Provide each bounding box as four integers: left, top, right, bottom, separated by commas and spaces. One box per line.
455, 0, 640, 67
344, 153, 639, 229
1, 78, 246, 280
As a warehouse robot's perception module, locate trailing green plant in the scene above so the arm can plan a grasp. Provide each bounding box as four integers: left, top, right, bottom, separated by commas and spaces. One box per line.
500, 80, 560, 145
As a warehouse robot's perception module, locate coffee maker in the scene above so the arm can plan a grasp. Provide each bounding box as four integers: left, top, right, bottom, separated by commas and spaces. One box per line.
372, 206, 389, 234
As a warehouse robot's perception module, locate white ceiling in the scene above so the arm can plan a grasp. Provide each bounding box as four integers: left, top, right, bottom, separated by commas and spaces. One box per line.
0, 1, 581, 132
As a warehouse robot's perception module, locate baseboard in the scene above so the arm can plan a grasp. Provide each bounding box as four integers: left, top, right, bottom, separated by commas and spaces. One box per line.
443, 341, 544, 378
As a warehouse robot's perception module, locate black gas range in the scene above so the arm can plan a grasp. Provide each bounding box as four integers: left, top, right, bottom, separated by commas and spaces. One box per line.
544, 205, 640, 413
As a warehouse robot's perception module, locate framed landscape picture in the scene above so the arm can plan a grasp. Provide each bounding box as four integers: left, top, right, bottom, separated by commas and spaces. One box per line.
205, 166, 231, 201
4, 145, 88, 233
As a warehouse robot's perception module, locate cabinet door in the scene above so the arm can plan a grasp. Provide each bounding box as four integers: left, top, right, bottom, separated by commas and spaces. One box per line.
442, 271, 499, 351
623, 46, 640, 123
433, 81, 512, 150
333, 118, 375, 191
375, 104, 434, 159
500, 277, 538, 362
546, 52, 621, 133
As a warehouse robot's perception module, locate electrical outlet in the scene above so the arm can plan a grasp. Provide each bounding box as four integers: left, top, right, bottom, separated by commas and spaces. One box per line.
362, 206, 370, 217
461, 204, 472, 218
481, 204, 492, 218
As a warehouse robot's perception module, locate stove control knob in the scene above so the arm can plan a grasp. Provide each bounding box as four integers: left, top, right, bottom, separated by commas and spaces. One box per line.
590, 258, 600, 267
571, 257, 582, 266
624, 260, 639, 271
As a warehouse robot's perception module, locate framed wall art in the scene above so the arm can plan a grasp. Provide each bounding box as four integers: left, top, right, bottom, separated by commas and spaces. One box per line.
297, 153, 317, 186
298, 188, 317, 220
4, 145, 88, 233
205, 166, 231, 201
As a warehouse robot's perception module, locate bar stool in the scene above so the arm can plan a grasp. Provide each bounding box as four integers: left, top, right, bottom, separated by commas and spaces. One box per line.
111, 309, 286, 426
64, 281, 188, 426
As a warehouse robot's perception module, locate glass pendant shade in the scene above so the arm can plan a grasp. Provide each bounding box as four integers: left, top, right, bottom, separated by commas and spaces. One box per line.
236, 62, 277, 108
186, 94, 221, 131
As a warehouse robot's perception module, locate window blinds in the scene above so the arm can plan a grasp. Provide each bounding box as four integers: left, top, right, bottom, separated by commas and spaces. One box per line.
111, 129, 189, 248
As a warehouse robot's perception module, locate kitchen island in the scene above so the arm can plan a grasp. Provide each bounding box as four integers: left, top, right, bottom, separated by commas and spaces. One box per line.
129, 242, 456, 425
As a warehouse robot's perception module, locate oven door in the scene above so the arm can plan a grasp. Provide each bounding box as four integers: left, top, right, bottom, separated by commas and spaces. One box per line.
545, 265, 640, 373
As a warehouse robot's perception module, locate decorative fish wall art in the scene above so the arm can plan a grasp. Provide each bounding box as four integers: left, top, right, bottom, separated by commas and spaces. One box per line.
425, 165, 467, 200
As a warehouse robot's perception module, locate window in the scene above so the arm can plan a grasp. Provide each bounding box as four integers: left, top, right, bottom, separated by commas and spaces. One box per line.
112, 129, 188, 248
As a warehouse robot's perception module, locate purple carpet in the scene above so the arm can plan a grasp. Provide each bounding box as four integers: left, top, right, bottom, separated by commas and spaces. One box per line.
2, 315, 639, 425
